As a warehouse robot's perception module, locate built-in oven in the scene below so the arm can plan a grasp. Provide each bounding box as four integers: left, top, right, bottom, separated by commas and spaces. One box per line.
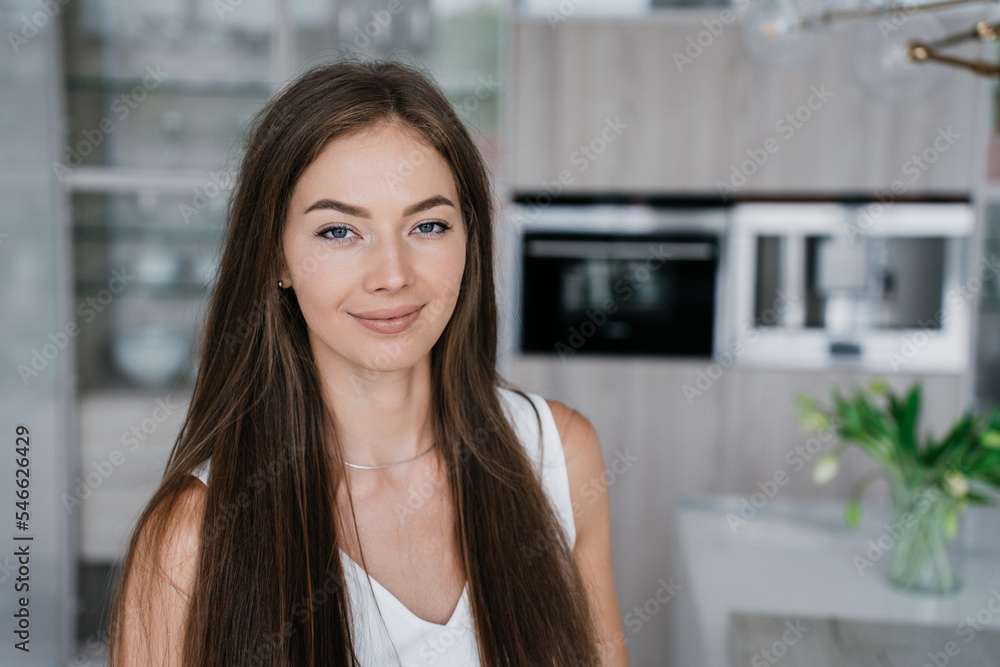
513, 204, 727, 358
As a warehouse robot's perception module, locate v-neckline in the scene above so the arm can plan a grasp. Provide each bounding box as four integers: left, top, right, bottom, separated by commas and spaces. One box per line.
339, 548, 469, 628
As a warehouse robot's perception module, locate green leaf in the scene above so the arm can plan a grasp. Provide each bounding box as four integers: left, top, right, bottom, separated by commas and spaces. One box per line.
854, 389, 890, 437
845, 500, 863, 530
834, 393, 862, 433
795, 392, 816, 411
897, 384, 920, 455
981, 430, 1000, 450
944, 508, 958, 541
962, 489, 997, 506
928, 412, 977, 466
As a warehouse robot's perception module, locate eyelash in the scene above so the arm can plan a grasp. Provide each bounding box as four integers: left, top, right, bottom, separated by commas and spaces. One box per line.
315, 220, 453, 244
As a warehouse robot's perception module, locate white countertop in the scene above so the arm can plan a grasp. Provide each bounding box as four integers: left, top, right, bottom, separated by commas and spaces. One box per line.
677, 494, 1000, 667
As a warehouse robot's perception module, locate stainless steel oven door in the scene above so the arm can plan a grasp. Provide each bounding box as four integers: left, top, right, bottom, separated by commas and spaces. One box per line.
519, 231, 719, 357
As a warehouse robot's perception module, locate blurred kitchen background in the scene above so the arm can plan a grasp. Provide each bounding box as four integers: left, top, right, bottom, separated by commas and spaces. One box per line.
3, 0, 1000, 664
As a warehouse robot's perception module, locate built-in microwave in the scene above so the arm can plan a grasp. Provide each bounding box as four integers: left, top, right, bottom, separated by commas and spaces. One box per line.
512, 204, 727, 358
721, 201, 976, 372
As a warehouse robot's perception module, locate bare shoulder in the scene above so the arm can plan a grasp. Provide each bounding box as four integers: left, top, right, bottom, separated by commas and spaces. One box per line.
545, 399, 604, 472
137, 478, 207, 589
117, 477, 207, 665
544, 399, 607, 526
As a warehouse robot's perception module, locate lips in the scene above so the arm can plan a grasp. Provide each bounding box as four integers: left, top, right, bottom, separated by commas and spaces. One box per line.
349, 304, 424, 334
350, 304, 424, 320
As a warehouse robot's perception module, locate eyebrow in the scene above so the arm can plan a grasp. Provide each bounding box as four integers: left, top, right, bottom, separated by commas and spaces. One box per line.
303, 195, 455, 218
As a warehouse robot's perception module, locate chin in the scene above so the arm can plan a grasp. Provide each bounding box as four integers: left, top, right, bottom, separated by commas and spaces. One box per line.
354, 341, 433, 372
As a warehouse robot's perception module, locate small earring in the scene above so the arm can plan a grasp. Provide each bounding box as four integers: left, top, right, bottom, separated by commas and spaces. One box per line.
278, 280, 284, 288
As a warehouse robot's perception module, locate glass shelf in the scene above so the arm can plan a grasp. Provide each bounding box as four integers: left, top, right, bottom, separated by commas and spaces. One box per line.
73, 224, 224, 243
74, 278, 214, 297
66, 74, 272, 99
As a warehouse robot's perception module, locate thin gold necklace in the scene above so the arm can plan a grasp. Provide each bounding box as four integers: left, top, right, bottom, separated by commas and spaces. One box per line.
334, 441, 436, 470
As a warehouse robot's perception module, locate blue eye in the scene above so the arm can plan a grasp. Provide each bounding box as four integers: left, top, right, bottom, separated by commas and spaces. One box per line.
315, 221, 452, 244
415, 221, 452, 235
318, 225, 357, 241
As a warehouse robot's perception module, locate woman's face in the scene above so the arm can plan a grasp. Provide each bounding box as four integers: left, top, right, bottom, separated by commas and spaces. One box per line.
280, 124, 467, 375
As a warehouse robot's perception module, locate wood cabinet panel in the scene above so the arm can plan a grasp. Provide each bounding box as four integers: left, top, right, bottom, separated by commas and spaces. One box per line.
509, 15, 984, 195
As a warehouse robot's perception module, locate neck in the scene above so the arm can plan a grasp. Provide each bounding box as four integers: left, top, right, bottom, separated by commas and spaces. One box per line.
315, 347, 435, 469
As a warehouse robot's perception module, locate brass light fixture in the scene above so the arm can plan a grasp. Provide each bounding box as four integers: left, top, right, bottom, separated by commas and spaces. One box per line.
749, 0, 1000, 78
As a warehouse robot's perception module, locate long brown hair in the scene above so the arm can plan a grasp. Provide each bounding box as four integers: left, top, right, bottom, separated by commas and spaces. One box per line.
106, 57, 601, 666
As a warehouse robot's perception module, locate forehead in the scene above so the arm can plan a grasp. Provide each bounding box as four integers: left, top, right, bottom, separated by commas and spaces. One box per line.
291, 125, 459, 209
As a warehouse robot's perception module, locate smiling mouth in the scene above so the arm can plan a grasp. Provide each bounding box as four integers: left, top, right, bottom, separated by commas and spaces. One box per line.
349, 305, 424, 320
348, 305, 425, 333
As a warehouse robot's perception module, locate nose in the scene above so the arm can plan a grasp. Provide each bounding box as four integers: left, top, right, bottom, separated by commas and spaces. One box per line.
363, 234, 413, 293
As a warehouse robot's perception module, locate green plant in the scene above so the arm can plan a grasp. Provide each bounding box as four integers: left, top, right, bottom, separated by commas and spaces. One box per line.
796, 379, 1000, 592
796, 379, 1000, 533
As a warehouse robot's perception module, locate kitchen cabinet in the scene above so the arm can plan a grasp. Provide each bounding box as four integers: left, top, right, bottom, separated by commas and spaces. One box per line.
506, 12, 986, 195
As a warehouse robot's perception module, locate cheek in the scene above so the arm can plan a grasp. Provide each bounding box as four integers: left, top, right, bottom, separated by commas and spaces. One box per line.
284, 237, 318, 284
291, 259, 351, 315
435, 245, 467, 301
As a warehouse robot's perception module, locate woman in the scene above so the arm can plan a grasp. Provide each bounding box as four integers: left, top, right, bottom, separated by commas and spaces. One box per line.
108, 58, 629, 666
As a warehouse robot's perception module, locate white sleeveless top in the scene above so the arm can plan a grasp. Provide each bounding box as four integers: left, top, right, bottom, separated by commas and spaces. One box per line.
190, 386, 576, 666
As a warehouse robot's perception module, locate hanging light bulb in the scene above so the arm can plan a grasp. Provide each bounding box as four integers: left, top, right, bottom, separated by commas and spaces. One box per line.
850, 12, 951, 102
743, 0, 833, 67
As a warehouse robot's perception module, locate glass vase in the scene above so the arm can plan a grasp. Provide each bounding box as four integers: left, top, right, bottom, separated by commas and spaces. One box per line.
886, 484, 961, 594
